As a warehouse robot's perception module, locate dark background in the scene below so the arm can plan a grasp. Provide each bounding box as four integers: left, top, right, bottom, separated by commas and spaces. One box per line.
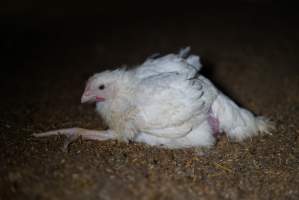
1, 1, 299, 199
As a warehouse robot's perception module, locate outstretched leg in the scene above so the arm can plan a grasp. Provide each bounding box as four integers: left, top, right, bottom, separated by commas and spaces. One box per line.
33, 128, 117, 151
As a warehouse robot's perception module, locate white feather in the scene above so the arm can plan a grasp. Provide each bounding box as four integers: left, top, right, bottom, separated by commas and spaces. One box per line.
91, 47, 274, 148
135, 47, 201, 79
34, 47, 274, 149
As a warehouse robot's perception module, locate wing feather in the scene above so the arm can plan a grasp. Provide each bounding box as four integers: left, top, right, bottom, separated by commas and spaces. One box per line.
135, 47, 201, 79
135, 73, 218, 138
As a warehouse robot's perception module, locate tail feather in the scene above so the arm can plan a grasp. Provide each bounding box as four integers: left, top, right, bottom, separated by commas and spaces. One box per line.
256, 116, 275, 135
212, 93, 275, 141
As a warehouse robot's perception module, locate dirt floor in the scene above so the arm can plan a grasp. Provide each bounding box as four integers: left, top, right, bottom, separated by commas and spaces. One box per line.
1, 3, 299, 200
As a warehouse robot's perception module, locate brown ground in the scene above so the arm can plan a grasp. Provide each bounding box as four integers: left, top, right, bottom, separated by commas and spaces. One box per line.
1, 4, 299, 200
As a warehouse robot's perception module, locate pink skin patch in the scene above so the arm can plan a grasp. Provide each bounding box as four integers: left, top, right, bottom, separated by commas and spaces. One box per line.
207, 109, 220, 137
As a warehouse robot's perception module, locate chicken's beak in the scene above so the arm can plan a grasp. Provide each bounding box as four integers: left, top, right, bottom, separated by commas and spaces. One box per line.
81, 91, 105, 103
81, 89, 96, 103
81, 94, 94, 103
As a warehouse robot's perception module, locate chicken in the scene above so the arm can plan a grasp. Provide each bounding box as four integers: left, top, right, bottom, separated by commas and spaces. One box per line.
33, 47, 274, 150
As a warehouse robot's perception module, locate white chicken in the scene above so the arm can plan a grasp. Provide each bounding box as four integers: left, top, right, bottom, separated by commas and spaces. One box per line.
34, 47, 274, 150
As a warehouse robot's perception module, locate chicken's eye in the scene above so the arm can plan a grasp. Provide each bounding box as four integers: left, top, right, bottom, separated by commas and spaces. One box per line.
98, 84, 105, 90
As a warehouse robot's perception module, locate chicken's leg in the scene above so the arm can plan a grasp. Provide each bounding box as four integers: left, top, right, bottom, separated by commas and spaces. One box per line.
33, 128, 117, 151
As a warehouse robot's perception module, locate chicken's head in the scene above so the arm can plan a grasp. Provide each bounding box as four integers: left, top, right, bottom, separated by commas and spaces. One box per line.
81, 70, 118, 103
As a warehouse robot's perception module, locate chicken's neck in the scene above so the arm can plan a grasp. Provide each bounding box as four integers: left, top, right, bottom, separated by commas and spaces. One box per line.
95, 71, 137, 130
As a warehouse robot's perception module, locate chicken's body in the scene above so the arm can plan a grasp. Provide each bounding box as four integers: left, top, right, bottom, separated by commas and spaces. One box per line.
34, 47, 273, 149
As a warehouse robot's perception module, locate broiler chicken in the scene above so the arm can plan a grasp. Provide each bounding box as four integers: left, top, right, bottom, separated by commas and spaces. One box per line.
34, 47, 274, 150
